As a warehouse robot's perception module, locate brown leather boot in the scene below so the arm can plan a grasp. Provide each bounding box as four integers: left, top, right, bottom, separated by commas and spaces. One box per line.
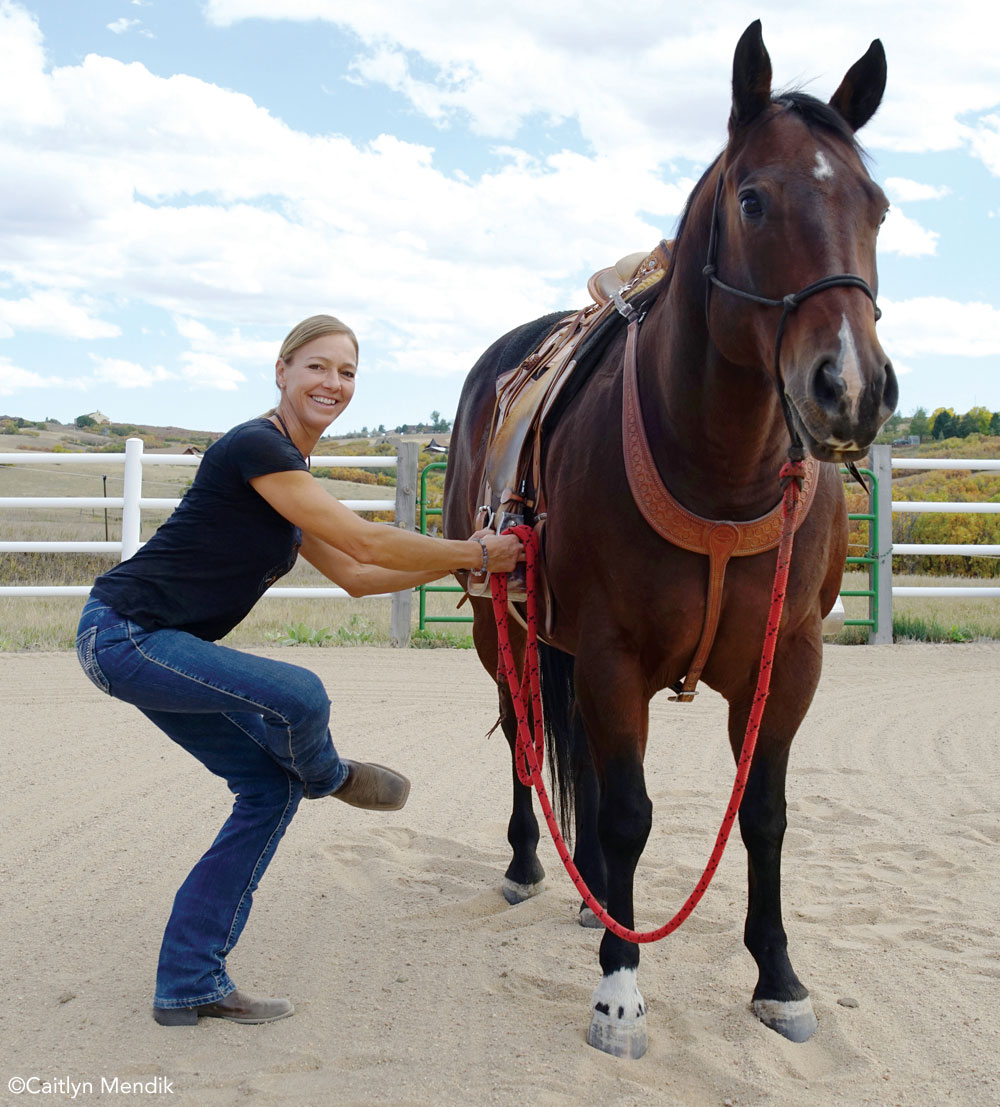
333, 760, 410, 811
153, 989, 294, 1026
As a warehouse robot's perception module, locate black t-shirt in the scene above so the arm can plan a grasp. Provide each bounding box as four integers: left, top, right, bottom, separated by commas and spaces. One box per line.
91, 418, 309, 641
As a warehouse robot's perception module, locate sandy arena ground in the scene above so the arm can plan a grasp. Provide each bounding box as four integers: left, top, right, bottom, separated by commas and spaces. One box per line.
1, 644, 998, 1107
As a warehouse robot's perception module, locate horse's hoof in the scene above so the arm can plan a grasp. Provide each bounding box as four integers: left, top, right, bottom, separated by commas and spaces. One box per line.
501, 876, 545, 905
752, 997, 818, 1042
586, 969, 647, 1059
578, 902, 605, 929
587, 1007, 648, 1059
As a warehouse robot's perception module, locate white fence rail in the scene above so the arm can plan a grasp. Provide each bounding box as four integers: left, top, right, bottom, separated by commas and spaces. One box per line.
862, 446, 1000, 643
0, 436, 421, 646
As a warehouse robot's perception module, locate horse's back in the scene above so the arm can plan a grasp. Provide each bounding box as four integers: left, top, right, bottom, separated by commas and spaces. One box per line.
443, 311, 568, 537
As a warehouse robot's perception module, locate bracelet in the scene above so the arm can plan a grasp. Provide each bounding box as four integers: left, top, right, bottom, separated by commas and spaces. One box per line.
476, 538, 489, 574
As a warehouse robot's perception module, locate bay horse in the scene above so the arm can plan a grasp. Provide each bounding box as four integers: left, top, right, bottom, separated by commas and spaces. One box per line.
443, 21, 895, 1059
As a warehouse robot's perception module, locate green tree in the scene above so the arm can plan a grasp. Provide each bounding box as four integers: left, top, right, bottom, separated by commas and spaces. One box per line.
930, 408, 957, 440
957, 412, 978, 438
908, 407, 929, 440
967, 405, 993, 434
75, 414, 97, 428
989, 412, 1000, 436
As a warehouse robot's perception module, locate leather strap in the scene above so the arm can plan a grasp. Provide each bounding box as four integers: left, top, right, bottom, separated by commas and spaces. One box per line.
621, 317, 818, 701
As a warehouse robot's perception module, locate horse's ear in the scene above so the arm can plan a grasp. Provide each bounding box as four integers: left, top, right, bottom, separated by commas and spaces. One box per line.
729, 20, 772, 137
829, 40, 887, 132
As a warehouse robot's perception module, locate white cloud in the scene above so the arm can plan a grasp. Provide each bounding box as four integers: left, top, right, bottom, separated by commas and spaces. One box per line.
0, 292, 120, 339
177, 353, 247, 391
0, 1, 61, 126
107, 18, 140, 34
966, 113, 1000, 176
0, 357, 49, 394
90, 356, 174, 388
174, 316, 275, 365
878, 208, 939, 257
879, 297, 1000, 359
0, 356, 85, 395
884, 177, 951, 203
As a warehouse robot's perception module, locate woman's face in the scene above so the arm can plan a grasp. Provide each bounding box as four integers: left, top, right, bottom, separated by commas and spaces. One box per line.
275, 333, 357, 432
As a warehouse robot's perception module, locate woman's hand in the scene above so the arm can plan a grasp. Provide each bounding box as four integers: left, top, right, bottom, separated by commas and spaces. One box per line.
470, 527, 525, 574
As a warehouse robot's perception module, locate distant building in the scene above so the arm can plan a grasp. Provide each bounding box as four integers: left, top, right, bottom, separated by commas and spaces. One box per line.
87, 411, 111, 425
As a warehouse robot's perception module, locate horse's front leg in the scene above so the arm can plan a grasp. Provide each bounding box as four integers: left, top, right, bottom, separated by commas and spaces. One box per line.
575, 649, 652, 1059
729, 631, 822, 1043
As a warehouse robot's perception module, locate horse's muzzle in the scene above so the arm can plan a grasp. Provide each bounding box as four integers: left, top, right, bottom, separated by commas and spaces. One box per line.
787, 351, 898, 462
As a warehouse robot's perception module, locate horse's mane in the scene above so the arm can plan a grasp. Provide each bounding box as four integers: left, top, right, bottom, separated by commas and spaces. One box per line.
662, 90, 869, 291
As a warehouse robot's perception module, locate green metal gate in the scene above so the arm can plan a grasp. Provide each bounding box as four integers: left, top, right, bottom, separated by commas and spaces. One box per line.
842, 465, 878, 633
417, 460, 472, 630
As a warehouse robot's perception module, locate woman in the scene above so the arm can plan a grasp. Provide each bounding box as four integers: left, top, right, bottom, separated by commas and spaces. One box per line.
76, 314, 521, 1027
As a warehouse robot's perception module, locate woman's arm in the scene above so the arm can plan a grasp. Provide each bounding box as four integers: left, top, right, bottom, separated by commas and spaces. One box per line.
250, 469, 521, 573
299, 532, 450, 597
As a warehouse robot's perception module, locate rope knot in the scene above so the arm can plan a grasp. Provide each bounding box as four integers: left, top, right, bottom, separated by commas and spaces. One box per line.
779, 455, 807, 492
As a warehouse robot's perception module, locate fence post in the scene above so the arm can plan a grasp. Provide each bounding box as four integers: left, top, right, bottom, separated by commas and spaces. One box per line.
869, 443, 893, 644
120, 437, 144, 561
390, 441, 419, 647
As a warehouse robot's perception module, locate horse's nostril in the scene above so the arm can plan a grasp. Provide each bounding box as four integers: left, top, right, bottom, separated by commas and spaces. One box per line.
811, 361, 844, 412
882, 361, 899, 413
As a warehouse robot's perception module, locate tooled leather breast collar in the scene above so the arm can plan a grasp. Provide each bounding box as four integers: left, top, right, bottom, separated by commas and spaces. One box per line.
620, 318, 818, 702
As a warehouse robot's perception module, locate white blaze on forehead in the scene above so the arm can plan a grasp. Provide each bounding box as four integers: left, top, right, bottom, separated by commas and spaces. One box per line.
813, 150, 834, 180
838, 313, 864, 406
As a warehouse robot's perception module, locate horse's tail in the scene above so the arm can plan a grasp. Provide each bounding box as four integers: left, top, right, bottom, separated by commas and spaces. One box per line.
538, 641, 587, 843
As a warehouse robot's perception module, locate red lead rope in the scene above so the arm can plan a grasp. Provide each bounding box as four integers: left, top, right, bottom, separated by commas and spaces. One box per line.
490, 460, 805, 944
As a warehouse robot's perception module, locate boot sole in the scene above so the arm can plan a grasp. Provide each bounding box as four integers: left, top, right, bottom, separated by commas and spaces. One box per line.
153, 1003, 294, 1025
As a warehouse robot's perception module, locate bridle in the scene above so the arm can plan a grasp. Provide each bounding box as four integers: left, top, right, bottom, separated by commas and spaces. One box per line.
701, 169, 881, 463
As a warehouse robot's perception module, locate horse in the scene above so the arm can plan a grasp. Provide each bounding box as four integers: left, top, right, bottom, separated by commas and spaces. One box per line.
442, 21, 896, 1059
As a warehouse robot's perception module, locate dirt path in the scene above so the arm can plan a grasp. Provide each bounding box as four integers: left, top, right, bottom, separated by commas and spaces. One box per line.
1, 644, 997, 1106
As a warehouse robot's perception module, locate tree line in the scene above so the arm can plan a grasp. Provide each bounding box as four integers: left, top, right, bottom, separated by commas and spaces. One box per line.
888, 406, 1000, 442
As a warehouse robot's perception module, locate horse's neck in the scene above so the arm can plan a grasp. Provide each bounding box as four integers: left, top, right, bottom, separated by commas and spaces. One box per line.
635, 289, 792, 518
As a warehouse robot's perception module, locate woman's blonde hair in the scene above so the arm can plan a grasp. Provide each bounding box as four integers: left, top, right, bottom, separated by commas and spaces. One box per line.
278, 315, 358, 363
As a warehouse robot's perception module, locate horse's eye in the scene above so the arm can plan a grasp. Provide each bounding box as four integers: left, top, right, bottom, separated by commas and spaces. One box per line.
739, 192, 763, 217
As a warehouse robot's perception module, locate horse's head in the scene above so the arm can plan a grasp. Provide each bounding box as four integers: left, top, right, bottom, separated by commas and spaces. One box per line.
703, 21, 897, 463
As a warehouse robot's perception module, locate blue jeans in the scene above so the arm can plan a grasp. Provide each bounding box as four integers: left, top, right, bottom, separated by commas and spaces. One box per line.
75, 596, 349, 1009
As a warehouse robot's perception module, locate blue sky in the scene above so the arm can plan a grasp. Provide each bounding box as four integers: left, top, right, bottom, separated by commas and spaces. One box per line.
1, 0, 998, 435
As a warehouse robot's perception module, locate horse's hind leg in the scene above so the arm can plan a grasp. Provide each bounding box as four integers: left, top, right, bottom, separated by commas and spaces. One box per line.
497, 692, 546, 903
471, 602, 545, 903
573, 756, 608, 928
730, 647, 820, 1043
537, 644, 607, 927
